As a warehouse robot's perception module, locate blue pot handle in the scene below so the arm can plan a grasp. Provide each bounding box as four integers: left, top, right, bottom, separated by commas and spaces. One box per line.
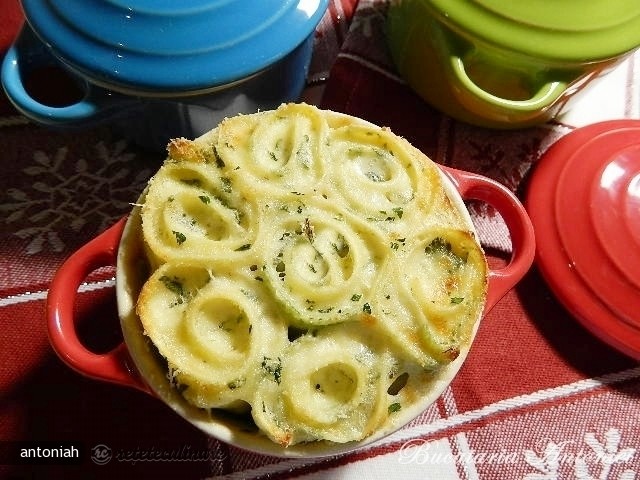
1, 25, 134, 126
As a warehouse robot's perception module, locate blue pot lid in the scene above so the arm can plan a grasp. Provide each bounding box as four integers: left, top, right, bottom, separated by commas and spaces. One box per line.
20, 0, 329, 94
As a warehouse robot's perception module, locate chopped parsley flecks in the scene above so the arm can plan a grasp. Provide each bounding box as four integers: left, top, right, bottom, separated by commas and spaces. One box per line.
425, 236, 450, 255
366, 171, 384, 182
218, 314, 245, 332
302, 218, 314, 243
332, 235, 349, 258
159, 275, 188, 306
159, 275, 184, 297
391, 237, 406, 250
172, 230, 187, 245
261, 357, 282, 384
227, 377, 246, 390
220, 177, 232, 193
424, 236, 467, 267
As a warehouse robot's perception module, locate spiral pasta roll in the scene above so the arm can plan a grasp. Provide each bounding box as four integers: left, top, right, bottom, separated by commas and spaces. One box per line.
141, 161, 258, 265
405, 229, 487, 361
374, 228, 487, 366
256, 199, 388, 326
137, 263, 288, 408
325, 124, 439, 229
252, 323, 392, 446
133, 103, 489, 448
216, 103, 328, 196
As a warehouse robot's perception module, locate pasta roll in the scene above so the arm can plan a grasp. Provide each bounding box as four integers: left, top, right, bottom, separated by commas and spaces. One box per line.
137, 263, 288, 408
325, 124, 438, 228
252, 324, 392, 446
374, 228, 487, 366
216, 103, 328, 196
405, 229, 487, 361
257, 199, 388, 326
141, 162, 258, 265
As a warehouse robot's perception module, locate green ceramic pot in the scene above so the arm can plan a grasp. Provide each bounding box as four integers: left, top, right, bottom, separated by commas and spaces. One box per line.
386, 0, 640, 128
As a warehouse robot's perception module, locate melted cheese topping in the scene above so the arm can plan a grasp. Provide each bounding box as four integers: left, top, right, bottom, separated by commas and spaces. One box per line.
136, 103, 488, 447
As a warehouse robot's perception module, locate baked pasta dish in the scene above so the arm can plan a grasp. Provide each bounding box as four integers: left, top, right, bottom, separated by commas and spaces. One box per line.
133, 103, 488, 447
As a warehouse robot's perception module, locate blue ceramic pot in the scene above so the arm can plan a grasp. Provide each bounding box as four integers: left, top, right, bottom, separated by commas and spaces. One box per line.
1, 0, 329, 150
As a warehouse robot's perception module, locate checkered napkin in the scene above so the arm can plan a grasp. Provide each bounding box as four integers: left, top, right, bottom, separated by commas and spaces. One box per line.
1, 1, 640, 479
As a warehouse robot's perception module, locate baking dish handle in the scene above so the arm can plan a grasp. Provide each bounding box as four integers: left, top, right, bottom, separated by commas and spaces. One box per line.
441, 166, 536, 312
46, 217, 151, 394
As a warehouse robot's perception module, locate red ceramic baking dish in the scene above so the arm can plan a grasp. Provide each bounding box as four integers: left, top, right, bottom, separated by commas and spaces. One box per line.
46, 154, 535, 457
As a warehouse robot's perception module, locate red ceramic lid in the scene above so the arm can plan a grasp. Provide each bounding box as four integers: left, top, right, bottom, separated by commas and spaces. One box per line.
526, 120, 640, 360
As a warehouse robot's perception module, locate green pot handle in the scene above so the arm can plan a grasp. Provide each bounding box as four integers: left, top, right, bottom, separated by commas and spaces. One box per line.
449, 54, 567, 121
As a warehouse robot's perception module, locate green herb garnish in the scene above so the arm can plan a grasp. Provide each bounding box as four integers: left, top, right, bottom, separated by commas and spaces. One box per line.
425, 237, 466, 267
261, 357, 282, 384
220, 177, 232, 193
227, 377, 246, 390
172, 230, 187, 245
425, 237, 450, 255
159, 275, 184, 297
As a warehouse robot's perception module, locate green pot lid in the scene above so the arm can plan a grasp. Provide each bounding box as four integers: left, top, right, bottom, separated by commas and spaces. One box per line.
429, 0, 640, 61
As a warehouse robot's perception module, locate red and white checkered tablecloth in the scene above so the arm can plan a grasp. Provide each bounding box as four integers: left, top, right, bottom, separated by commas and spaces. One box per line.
1, 1, 639, 479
